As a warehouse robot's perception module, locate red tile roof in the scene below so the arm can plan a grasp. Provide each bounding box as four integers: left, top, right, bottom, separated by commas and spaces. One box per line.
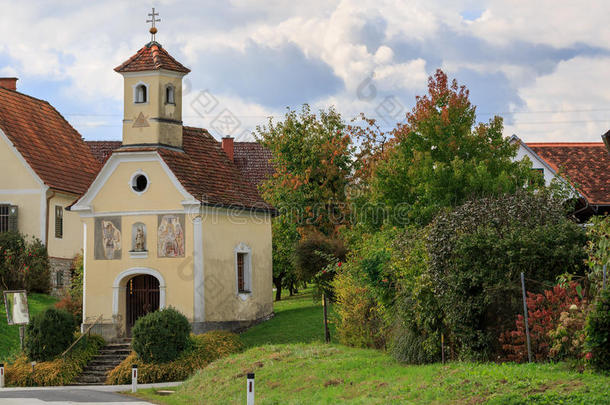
0, 87, 101, 195
233, 142, 274, 189
87, 140, 122, 163
527, 142, 610, 205
114, 41, 190, 74
113, 127, 273, 213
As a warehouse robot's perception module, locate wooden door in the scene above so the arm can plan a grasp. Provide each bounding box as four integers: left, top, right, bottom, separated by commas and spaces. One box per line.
126, 274, 160, 335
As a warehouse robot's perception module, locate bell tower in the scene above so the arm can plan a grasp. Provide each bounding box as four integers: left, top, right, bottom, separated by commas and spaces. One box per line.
114, 8, 190, 148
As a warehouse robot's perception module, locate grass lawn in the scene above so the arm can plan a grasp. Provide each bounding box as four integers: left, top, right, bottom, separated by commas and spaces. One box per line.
132, 290, 610, 404
240, 288, 336, 348
0, 293, 57, 362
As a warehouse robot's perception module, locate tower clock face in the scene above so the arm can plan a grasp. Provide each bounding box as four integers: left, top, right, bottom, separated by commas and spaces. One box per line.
133, 112, 150, 128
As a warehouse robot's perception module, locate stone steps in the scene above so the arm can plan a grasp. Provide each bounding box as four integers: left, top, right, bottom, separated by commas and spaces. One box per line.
74, 340, 131, 385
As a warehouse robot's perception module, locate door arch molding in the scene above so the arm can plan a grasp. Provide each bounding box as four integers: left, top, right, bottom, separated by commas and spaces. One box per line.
112, 267, 166, 316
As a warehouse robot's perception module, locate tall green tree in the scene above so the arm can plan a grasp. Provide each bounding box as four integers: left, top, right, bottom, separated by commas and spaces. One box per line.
256, 105, 354, 291
367, 69, 537, 226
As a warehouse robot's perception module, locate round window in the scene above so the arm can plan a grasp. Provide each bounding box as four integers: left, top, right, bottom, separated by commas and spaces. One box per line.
132, 174, 148, 193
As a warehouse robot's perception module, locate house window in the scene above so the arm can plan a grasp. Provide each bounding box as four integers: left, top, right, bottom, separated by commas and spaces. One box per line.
135, 84, 147, 103
55, 206, 63, 239
0, 205, 17, 233
56, 271, 63, 287
531, 168, 545, 187
235, 243, 252, 294
130, 171, 150, 194
0, 205, 8, 233
165, 85, 175, 104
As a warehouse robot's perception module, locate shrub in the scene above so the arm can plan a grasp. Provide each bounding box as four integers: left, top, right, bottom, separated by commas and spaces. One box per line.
132, 307, 191, 363
55, 255, 83, 322
333, 270, 386, 349
427, 192, 587, 360
585, 215, 609, 294
548, 303, 589, 362
106, 331, 243, 384
0, 232, 50, 293
5, 334, 104, 386
294, 231, 346, 284
500, 282, 583, 362
585, 288, 610, 371
25, 308, 76, 362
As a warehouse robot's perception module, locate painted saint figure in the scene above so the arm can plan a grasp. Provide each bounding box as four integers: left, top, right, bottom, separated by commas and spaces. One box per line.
134, 225, 145, 251
102, 220, 121, 259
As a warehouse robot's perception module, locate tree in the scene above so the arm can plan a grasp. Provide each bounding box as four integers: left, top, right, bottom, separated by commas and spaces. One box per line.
256, 105, 354, 289
271, 215, 300, 301
366, 69, 537, 226
256, 104, 354, 237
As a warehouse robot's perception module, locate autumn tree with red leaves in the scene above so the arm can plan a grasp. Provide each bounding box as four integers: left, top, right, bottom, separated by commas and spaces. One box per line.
363, 69, 537, 226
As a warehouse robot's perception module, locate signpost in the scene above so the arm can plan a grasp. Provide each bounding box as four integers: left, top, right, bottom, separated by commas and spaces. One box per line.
3, 290, 30, 350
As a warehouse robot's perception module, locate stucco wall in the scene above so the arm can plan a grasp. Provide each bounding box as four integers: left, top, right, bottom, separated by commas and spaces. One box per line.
80, 156, 273, 338
47, 192, 82, 259
0, 130, 45, 240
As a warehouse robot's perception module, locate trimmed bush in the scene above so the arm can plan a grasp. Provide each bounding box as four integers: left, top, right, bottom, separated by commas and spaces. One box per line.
132, 307, 191, 363
6, 334, 104, 386
107, 331, 244, 384
585, 288, 610, 371
25, 308, 76, 362
426, 192, 587, 360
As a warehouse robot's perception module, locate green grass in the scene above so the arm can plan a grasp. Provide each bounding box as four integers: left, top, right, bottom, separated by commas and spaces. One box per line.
134, 344, 610, 404
240, 289, 336, 348
0, 293, 58, 361
132, 290, 610, 404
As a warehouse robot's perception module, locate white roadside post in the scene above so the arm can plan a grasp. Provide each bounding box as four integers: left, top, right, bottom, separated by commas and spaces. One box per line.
132, 364, 138, 393
247, 373, 255, 405
0, 363, 4, 388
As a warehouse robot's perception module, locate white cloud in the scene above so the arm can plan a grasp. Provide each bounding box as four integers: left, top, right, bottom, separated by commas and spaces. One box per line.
505, 56, 610, 142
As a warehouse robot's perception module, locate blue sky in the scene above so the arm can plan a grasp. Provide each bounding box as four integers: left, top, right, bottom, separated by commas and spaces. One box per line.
1, 0, 609, 142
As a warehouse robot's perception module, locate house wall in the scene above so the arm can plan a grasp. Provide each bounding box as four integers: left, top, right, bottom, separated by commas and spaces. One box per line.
0, 130, 45, 240
121, 73, 184, 147
514, 144, 556, 186
79, 157, 273, 339
47, 192, 83, 259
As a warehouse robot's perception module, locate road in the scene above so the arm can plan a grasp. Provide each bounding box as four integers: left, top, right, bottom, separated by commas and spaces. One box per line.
0, 382, 181, 404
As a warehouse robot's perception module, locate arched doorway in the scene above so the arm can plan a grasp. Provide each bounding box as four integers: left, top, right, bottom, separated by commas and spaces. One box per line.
126, 274, 160, 335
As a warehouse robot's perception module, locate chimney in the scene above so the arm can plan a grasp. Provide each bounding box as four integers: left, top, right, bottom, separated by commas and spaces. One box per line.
0, 78, 18, 91
603, 130, 610, 154
222, 136, 234, 162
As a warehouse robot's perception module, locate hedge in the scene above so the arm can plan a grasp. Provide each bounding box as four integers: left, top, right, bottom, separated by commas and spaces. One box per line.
5, 334, 104, 386
106, 331, 243, 384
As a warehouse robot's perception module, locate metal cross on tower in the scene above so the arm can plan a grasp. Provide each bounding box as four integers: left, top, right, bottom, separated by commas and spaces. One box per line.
147, 8, 161, 42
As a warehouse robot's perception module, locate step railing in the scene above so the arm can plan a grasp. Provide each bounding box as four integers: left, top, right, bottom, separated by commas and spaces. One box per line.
62, 314, 103, 358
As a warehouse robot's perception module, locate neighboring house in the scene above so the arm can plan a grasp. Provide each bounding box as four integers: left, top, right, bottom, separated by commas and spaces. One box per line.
510, 135, 610, 220
0, 78, 101, 294
71, 37, 275, 340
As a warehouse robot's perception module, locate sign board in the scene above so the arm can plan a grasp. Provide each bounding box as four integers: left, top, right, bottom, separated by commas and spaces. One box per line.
3, 290, 29, 325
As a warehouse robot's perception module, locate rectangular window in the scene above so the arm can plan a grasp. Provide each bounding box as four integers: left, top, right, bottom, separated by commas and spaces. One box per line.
237, 252, 246, 293
55, 206, 63, 239
56, 271, 63, 287
0, 205, 8, 233
531, 168, 545, 187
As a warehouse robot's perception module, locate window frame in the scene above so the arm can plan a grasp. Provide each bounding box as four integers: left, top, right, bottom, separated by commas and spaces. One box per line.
165, 84, 175, 105
55, 205, 63, 239
129, 170, 150, 195
132, 82, 149, 104
0, 204, 9, 233
234, 243, 252, 297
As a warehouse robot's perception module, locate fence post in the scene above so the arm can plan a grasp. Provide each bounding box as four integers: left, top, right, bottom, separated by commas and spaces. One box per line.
520, 273, 533, 363
0, 363, 4, 388
131, 364, 138, 393
247, 373, 255, 405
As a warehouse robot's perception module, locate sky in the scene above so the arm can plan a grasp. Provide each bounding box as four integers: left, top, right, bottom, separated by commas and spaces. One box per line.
1, 0, 609, 142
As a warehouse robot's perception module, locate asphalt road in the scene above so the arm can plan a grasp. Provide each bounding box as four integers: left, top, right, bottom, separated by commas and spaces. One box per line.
0, 388, 150, 404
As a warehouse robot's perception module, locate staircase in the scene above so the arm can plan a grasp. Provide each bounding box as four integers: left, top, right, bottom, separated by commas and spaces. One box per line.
74, 340, 131, 385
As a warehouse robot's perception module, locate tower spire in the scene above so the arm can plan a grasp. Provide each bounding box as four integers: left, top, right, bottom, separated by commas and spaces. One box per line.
146, 7, 160, 42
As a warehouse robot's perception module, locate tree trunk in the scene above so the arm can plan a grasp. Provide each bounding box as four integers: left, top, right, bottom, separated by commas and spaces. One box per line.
273, 276, 283, 301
